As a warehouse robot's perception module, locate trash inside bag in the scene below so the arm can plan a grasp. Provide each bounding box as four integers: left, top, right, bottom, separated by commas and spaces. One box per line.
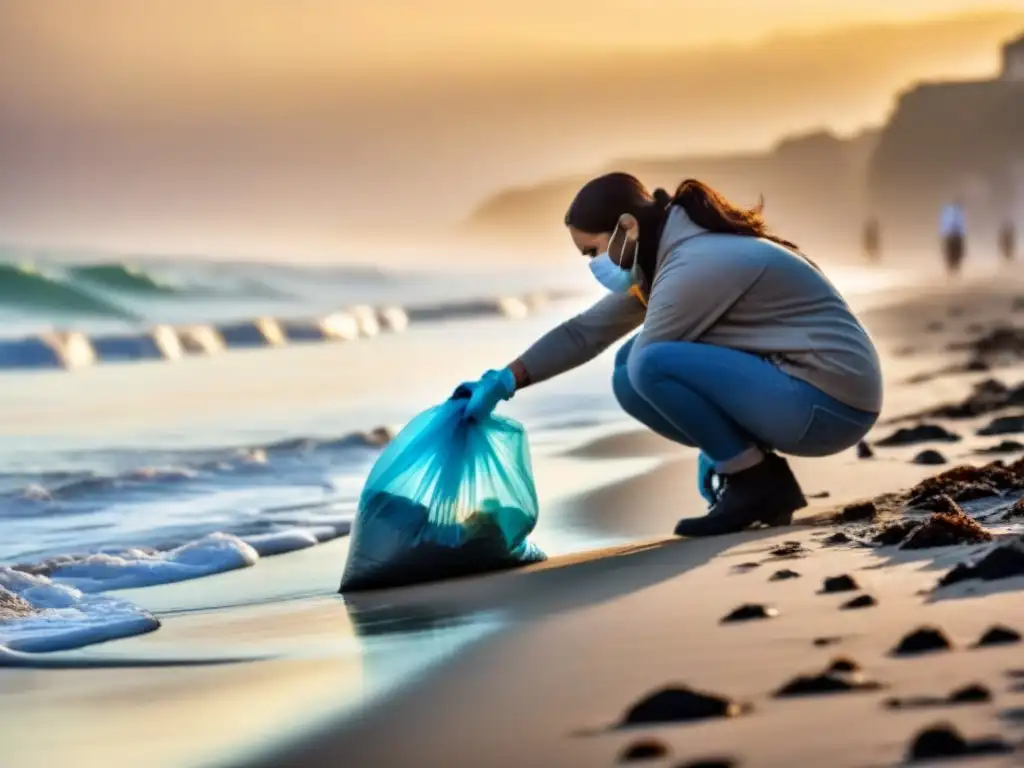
339, 399, 546, 592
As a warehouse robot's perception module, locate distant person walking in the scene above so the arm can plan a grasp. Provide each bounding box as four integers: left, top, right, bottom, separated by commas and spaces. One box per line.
999, 221, 1016, 263
862, 218, 881, 262
940, 200, 966, 275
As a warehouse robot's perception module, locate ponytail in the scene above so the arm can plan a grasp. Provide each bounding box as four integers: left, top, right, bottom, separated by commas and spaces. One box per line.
671, 179, 800, 251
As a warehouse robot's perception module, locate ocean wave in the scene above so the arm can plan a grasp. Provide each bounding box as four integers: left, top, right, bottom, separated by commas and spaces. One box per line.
18, 532, 261, 592
11, 526, 341, 590
0, 522, 351, 654
0, 427, 386, 592
1, 426, 392, 503
69, 263, 181, 295
0, 263, 136, 319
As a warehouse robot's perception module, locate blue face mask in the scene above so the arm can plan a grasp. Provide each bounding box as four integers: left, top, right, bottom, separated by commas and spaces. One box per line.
588, 223, 639, 293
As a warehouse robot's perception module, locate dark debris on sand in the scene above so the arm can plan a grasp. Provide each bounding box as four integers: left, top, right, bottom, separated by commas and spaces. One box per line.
813, 636, 843, 647
897, 378, 1024, 421
769, 541, 809, 559
837, 500, 877, 523
973, 625, 1022, 648
620, 686, 750, 726
949, 683, 993, 703
619, 739, 668, 762
731, 561, 761, 573
872, 519, 922, 546
828, 657, 861, 673
886, 683, 992, 710
721, 604, 778, 623
1002, 497, 1024, 521
906, 463, 1024, 508
856, 440, 874, 459
976, 439, 1024, 455
978, 414, 1024, 437
1000, 706, 1024, 724
822, 531, 854, 546
821, 574, 860, 593
876, 424, 961, 447
897, 496, 993, 550
769, 569, 801, 581
937, 539, 1024, 587
917, 482, 1001, 508
912, 450, 948, 466
891, 626, 953, 656
841, 594, 877, 610
950, 324, 1024, 358
774, 658, 882, 698
905, 723, 1012, 762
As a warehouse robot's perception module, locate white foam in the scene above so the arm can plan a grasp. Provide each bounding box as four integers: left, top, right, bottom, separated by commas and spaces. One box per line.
377, 306, 409, 332
321, 311, 361, 340
51, 331, 97, 369
0, 570, 159, 653
38, 533, 260, 593
241, 528, 320, 556
349, 305, 381, 337
177, 324, 226, 355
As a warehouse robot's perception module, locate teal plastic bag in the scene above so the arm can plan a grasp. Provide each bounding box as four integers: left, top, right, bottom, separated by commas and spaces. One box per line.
339, 400, 546, 592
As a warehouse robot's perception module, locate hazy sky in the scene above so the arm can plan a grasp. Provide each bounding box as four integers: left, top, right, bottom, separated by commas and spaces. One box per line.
0, 2, 1021, 255
1, 1, 1017, 85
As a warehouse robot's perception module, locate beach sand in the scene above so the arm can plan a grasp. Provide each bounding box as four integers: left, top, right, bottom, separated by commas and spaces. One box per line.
5, 275, 1024, 767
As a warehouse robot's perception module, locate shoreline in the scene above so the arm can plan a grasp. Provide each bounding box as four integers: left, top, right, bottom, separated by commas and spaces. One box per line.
5, 275, 1024, 766
232, 276, 1024, 766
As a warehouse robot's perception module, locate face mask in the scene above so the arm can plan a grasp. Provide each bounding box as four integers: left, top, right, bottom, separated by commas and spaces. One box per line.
588, 223, 639, 293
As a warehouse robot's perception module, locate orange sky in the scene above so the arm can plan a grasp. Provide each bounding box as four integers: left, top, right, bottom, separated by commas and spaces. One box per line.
0, 2, 1021, 252
1, 1, 1018, 83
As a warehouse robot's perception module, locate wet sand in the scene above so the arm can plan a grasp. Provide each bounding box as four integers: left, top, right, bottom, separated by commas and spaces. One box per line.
6, 275, 1024, 767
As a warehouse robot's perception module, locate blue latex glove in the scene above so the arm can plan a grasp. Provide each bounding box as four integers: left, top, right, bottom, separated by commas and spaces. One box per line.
451, 369, 516, 422
697, 451, 719, 504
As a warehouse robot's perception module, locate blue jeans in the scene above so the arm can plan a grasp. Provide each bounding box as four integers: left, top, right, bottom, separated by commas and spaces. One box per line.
612, 337, 877, 469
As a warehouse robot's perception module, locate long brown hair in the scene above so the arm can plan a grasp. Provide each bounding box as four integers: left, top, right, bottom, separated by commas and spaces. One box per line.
565, 173, 802, 291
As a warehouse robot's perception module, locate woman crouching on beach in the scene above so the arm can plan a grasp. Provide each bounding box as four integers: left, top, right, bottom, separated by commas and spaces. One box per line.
456, 173, 882, 536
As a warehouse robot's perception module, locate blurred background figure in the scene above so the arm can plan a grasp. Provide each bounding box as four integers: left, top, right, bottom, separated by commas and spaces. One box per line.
862, 218, 881, 262
940, 199, 966, 275
1000, 219, 1017, 263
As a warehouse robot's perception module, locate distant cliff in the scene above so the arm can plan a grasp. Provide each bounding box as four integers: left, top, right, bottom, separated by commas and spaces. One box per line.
867, 79, 1024, 248
464, 129, 879, 252
465, 76, 1024, 257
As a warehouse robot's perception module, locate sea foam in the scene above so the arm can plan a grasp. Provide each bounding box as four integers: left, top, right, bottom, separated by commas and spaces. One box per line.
0, 569, 159, 653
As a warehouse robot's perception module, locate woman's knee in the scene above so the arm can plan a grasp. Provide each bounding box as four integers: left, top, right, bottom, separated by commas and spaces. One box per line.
626, 343, 673, 401
612, 363, 645, 416
614, 335, 638, 369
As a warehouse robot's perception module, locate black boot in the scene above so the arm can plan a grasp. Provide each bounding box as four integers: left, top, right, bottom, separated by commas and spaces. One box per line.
762, 453, 808, 526
675, 453, 806, 537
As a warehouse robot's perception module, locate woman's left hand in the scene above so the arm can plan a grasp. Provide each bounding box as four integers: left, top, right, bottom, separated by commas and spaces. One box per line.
451, 369, 516, 421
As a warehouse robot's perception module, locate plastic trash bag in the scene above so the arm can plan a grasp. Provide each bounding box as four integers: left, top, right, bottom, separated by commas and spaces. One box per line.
339, 400, 546, 592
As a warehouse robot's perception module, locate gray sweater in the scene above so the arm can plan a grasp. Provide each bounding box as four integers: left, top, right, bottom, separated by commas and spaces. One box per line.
519, 206, 883, 413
